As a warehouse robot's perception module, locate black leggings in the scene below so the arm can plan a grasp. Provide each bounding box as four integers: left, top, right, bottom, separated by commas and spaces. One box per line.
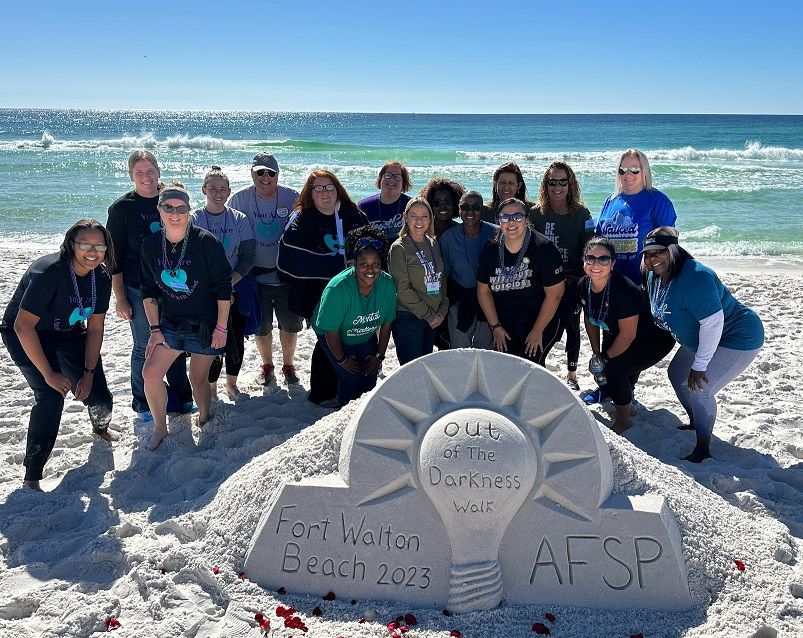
554, 282, 581, 372
502, 315, 563, 367
208, 302, 247, 382
2, 330, 113, 482
601, 330, 675, 406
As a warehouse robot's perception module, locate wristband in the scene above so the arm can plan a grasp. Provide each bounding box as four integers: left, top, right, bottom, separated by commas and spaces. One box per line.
214, 325, 228, 334
335, 354, 348, 365
83, 366, 96, 374
149, 324, 161, 333
489, 323, 502, 332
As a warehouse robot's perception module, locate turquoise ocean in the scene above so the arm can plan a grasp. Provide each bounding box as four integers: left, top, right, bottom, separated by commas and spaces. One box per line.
2, 109, 802, 260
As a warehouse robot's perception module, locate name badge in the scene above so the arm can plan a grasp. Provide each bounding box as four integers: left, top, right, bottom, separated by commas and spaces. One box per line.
425, 273, 441, 296
277, 207, 289, 218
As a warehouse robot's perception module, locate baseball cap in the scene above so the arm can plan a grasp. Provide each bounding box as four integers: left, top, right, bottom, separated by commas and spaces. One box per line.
252, 153, 279, 173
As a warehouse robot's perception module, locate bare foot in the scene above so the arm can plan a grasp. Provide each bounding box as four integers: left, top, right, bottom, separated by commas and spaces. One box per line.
209, 382, 219, 401
630, 404, 638, 416
23, 480, 42, 492
612, 421, 632, 435
94, 429, 119, 442
194, 413, 212, 428
226, 383, 240, 400
148, 428, 167, 451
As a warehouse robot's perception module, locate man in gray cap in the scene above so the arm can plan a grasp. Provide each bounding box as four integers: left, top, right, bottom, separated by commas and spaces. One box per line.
228, 153, 302, 385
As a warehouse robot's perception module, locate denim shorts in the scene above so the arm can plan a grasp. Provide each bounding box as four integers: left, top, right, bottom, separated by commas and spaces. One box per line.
161, 321, 224, 356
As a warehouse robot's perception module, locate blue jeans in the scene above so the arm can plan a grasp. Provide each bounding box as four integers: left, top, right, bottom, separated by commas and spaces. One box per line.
126, 285, 192, 413
392, 310, 436, 366
317, 334, 379, 406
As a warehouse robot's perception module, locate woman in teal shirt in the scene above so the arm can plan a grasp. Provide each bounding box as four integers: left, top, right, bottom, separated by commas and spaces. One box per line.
312, 226, 396, 407
642, 227, 764, 462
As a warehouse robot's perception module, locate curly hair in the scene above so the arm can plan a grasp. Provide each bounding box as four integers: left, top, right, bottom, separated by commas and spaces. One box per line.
419, 177, 466, 219
345, 225, 388, 263
536, 161, 585, 214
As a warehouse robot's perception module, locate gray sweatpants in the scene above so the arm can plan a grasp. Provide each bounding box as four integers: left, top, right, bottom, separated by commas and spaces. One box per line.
667, 344, 761, 438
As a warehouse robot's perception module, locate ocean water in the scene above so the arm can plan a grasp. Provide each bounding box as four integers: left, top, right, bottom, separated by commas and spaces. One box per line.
2, 109, 802, 259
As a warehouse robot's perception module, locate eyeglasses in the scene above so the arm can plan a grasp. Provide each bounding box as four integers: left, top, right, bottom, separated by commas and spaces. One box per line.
382, 172, 403, 181
74, 242, 108, 252
618, 166, 641, 175
498, 212, 526, 223
433, 198, 452, 208
547, 178, 569, 187
584, 254, 613, 266
159, 203, 190, 214
355, 238, 384, 251
254, 168, 278, 178
459, 203, 482, 213
311, 184, 336, 193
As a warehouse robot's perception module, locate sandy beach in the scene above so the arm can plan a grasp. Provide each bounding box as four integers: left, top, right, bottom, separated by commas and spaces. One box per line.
0, 245, 801, 637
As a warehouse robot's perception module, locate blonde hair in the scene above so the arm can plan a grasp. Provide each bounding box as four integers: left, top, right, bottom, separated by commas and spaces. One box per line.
614, 149, 654, 195
399, 197, 434, 239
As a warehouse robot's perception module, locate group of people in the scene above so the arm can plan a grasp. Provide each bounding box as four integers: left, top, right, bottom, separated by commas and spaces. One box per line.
1, 147, 765, 489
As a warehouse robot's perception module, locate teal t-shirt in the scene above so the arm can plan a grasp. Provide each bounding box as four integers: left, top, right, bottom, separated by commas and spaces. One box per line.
312, 267, 397, 344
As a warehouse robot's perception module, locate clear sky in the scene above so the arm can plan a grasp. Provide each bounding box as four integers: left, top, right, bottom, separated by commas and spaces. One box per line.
1, 0, 800, 114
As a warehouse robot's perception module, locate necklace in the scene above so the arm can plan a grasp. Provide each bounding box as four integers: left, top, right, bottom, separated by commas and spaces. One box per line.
587, 277, 611, 329
253, 188, 278, 220
649, 273, 673, 329
498, 227, 531, 279
200, 206, 228, 240
68, 259, 96, 324
162, 227, 189, 277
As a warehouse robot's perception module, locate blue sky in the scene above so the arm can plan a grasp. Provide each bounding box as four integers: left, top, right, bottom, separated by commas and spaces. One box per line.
1, 1, 800, 113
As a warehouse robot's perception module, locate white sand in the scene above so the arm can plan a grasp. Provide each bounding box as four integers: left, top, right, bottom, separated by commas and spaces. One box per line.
1, 245, 802, 638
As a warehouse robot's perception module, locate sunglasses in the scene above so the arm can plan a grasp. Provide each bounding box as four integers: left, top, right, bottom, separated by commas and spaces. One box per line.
498, 212, 526, 223
160, 203, 190, 214
433, 198, 452, 208
382, 172, 403, 181
547, 178, 569, 187
312, 184, 336, 193
355, 238, 384, 251
618, 166, 641, 175
584, 254, 613, 266
459, 203, 482, 213
74, 242, 108, 252
254, 168, 278, 177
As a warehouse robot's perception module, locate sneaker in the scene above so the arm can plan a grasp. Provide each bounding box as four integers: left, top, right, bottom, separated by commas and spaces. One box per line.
137, 411, 153, 423
315, 397, 340, 409
259, 363, 275, 386
281, 364, 299, 385
566, 377, 580, 391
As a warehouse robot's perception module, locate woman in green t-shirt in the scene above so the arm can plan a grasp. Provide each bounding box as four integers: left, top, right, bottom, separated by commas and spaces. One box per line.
312, 227, 396, 407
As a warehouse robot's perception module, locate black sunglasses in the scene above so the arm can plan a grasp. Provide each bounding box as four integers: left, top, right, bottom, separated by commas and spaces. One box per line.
547, 178, 569, 187
584, 254, 613, 265
459, 203, 482, 213
255, 168, 278, 177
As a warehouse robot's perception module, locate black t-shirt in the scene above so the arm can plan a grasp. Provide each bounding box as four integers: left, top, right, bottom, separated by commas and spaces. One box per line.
476, 230, 564, 326
107, 190, 161, 288
578, 271, 664, 349
140, 226, 232, 325
531, 205, 594, 281
3, 253, 112, 334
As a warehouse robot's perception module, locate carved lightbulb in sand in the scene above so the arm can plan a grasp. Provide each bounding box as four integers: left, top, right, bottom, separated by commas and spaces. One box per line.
418, 408, 537, 612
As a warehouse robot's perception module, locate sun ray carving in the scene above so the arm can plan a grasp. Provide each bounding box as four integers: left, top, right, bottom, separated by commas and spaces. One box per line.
355, 443, 413, 466
357, 474, 417, 506
380, 396, 430, 433
424, 364, 458, 403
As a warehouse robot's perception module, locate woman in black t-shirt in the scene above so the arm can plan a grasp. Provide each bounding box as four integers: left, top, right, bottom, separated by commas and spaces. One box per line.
477, 198, 565, 365
578, 237, 675, 433
1, 220, 116, 491
139, 183, 232, 450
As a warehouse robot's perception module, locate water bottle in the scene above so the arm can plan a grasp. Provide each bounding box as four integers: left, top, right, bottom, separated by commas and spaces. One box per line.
590, 354, 607, 386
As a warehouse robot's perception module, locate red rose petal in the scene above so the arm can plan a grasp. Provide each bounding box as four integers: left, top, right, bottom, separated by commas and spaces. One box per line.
450, 630, 462, 638
237, 571, 246, 580
358, 617, 366, 624
533, 622, 551, 635
400, 625, 410, 633
388, 620, 400, 630
104, 616, 121, 631
323, 591, 337, 601
734, 559, 746, 572
545, 612, 556, 623
404, 613, 417, 625
312, 606, 322, 616
259, 618, 270, 630
277, 586, 287, 594
212, 566, 220, 575
255, 612, 264, 622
